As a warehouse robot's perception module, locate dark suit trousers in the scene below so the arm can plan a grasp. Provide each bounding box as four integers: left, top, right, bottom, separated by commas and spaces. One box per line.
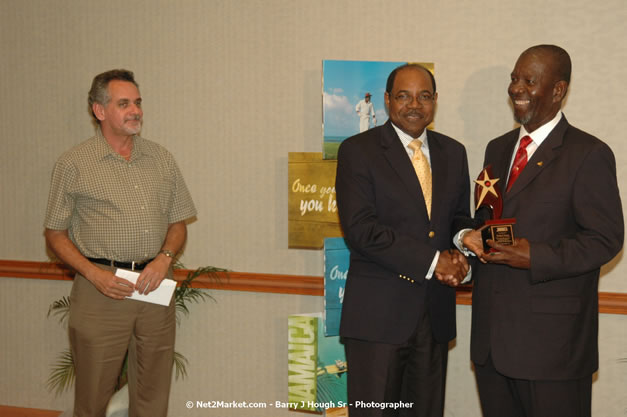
344, 311, 448, 417
474, 354, 592, 417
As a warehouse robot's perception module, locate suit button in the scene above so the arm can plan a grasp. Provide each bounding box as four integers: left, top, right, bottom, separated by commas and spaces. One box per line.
428, 231, 435, 238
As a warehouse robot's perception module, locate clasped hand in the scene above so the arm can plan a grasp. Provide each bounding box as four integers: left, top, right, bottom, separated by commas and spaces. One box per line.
90, 256, 170, 299
135, 256, 170, 295
434, 249, 469, 287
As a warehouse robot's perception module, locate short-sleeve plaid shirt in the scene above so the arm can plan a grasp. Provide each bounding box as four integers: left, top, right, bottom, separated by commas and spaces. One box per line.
44, 129, 197, 262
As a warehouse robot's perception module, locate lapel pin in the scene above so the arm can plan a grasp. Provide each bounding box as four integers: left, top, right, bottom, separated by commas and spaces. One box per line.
537, 161, 543, 167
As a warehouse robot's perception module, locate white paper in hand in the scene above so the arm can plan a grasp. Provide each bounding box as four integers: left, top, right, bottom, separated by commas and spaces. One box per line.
115, 268, 176, 306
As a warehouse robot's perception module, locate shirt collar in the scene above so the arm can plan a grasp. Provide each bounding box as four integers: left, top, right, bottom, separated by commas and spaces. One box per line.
95, 127, 143, 161
391, 123, 429, 150
519, 111, 563, 147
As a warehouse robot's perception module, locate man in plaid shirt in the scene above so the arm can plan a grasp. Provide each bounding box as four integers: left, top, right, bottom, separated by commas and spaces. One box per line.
44, 69, 196, 417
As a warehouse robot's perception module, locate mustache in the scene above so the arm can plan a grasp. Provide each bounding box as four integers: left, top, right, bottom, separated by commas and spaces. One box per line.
404, 110, 424, 118
125, 115, 142, 122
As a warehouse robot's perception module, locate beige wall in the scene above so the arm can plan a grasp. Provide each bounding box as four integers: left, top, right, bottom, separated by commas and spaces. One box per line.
1, 0, 626, 415
1, 0, 626, 289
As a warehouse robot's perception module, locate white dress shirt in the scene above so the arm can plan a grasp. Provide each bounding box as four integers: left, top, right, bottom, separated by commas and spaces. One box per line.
391, 123, 439, 279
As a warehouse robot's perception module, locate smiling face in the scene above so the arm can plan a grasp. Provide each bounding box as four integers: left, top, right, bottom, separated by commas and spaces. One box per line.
508, 51, 567, 133
384, 66, 437, 138
93, 80, 143, 139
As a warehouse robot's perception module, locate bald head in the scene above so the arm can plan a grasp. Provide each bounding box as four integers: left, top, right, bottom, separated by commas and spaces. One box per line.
521, 44, 572, 84
386, 64, 436, 95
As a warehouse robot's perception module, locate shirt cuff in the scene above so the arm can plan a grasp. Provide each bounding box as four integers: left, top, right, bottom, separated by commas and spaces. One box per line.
425, 250, 440, 280
461, 265, 472, 284
454, 229, 476, 257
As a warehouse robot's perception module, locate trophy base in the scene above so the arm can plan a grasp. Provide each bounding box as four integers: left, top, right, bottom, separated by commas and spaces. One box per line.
482, 218, 516, 252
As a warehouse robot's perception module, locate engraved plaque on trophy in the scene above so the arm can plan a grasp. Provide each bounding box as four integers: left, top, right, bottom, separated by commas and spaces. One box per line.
474, 165, 515, 251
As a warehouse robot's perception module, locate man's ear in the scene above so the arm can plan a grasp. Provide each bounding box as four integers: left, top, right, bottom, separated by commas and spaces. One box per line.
92, 102, 105, 121
553, 80, 568, 103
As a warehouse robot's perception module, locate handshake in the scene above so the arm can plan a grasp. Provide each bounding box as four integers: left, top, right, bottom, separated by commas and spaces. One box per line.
434, 248, 469, 288
434, 228, 532, 288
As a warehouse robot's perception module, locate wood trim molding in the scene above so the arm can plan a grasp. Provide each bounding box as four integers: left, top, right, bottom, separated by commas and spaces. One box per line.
0, 260, 74, 281
175, 269, 324, 296
0, 405, 61, 417
1, 260, 625, 314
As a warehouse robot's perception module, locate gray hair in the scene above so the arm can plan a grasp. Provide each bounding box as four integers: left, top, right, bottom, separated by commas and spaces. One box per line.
88, 69, 139, 123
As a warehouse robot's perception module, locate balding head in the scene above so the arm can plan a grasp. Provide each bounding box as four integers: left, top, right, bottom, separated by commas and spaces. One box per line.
521, 44, 571, 85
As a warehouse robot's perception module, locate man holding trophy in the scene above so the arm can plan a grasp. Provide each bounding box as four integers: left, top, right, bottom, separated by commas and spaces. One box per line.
459, 45, 623, 417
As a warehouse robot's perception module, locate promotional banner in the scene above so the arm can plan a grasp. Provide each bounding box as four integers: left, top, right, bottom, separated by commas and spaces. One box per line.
323, 237, 349, 336
288, 313, 348, 415
288, 152, 342, 249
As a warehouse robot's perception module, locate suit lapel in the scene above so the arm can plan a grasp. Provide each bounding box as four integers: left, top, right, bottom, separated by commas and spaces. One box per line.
380, 122, 430, 220
506, 117, 568, 199
496, 133, 518, 194
428, 130, 447, 224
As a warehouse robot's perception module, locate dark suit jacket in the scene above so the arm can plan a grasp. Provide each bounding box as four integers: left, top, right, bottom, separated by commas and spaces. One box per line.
471, 116, 624, 380
335, 121, 471, 345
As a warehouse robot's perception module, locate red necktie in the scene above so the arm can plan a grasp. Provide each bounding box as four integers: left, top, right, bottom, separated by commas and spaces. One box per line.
506, 135, 533, 192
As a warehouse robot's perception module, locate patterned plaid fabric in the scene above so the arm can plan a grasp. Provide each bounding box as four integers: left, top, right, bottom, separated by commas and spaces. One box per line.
44, 129, 196, 262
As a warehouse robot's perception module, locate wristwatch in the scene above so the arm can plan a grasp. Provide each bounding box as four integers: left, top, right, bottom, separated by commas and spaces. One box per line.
158, 249, 175, 259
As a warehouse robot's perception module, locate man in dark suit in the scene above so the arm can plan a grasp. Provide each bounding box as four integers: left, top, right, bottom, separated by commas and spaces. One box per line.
461, 45, 624, 417
335, 64, 471, 417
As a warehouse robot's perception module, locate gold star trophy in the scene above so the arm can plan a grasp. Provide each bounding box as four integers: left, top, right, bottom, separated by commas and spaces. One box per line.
474, 165, 515, 251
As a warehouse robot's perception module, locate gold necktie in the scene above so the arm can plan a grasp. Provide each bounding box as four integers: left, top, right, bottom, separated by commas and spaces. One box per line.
408, 139, 432, 218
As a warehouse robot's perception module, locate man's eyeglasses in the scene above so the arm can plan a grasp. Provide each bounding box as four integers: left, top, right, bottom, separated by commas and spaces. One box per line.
394, 92, 434, 105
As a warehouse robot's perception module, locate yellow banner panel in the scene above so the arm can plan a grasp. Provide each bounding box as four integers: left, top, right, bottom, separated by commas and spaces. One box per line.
288, 152, 343, 249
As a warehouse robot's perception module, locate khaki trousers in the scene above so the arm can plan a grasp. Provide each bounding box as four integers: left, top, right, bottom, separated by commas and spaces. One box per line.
68, 268, 175, 417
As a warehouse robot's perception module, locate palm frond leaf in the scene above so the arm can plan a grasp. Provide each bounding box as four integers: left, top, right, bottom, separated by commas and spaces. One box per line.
174, 265, 228, 324
46, 349, 75, 396
173, 351, 189, 380
183, 265, 228, 283
47, 296, 72, 326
